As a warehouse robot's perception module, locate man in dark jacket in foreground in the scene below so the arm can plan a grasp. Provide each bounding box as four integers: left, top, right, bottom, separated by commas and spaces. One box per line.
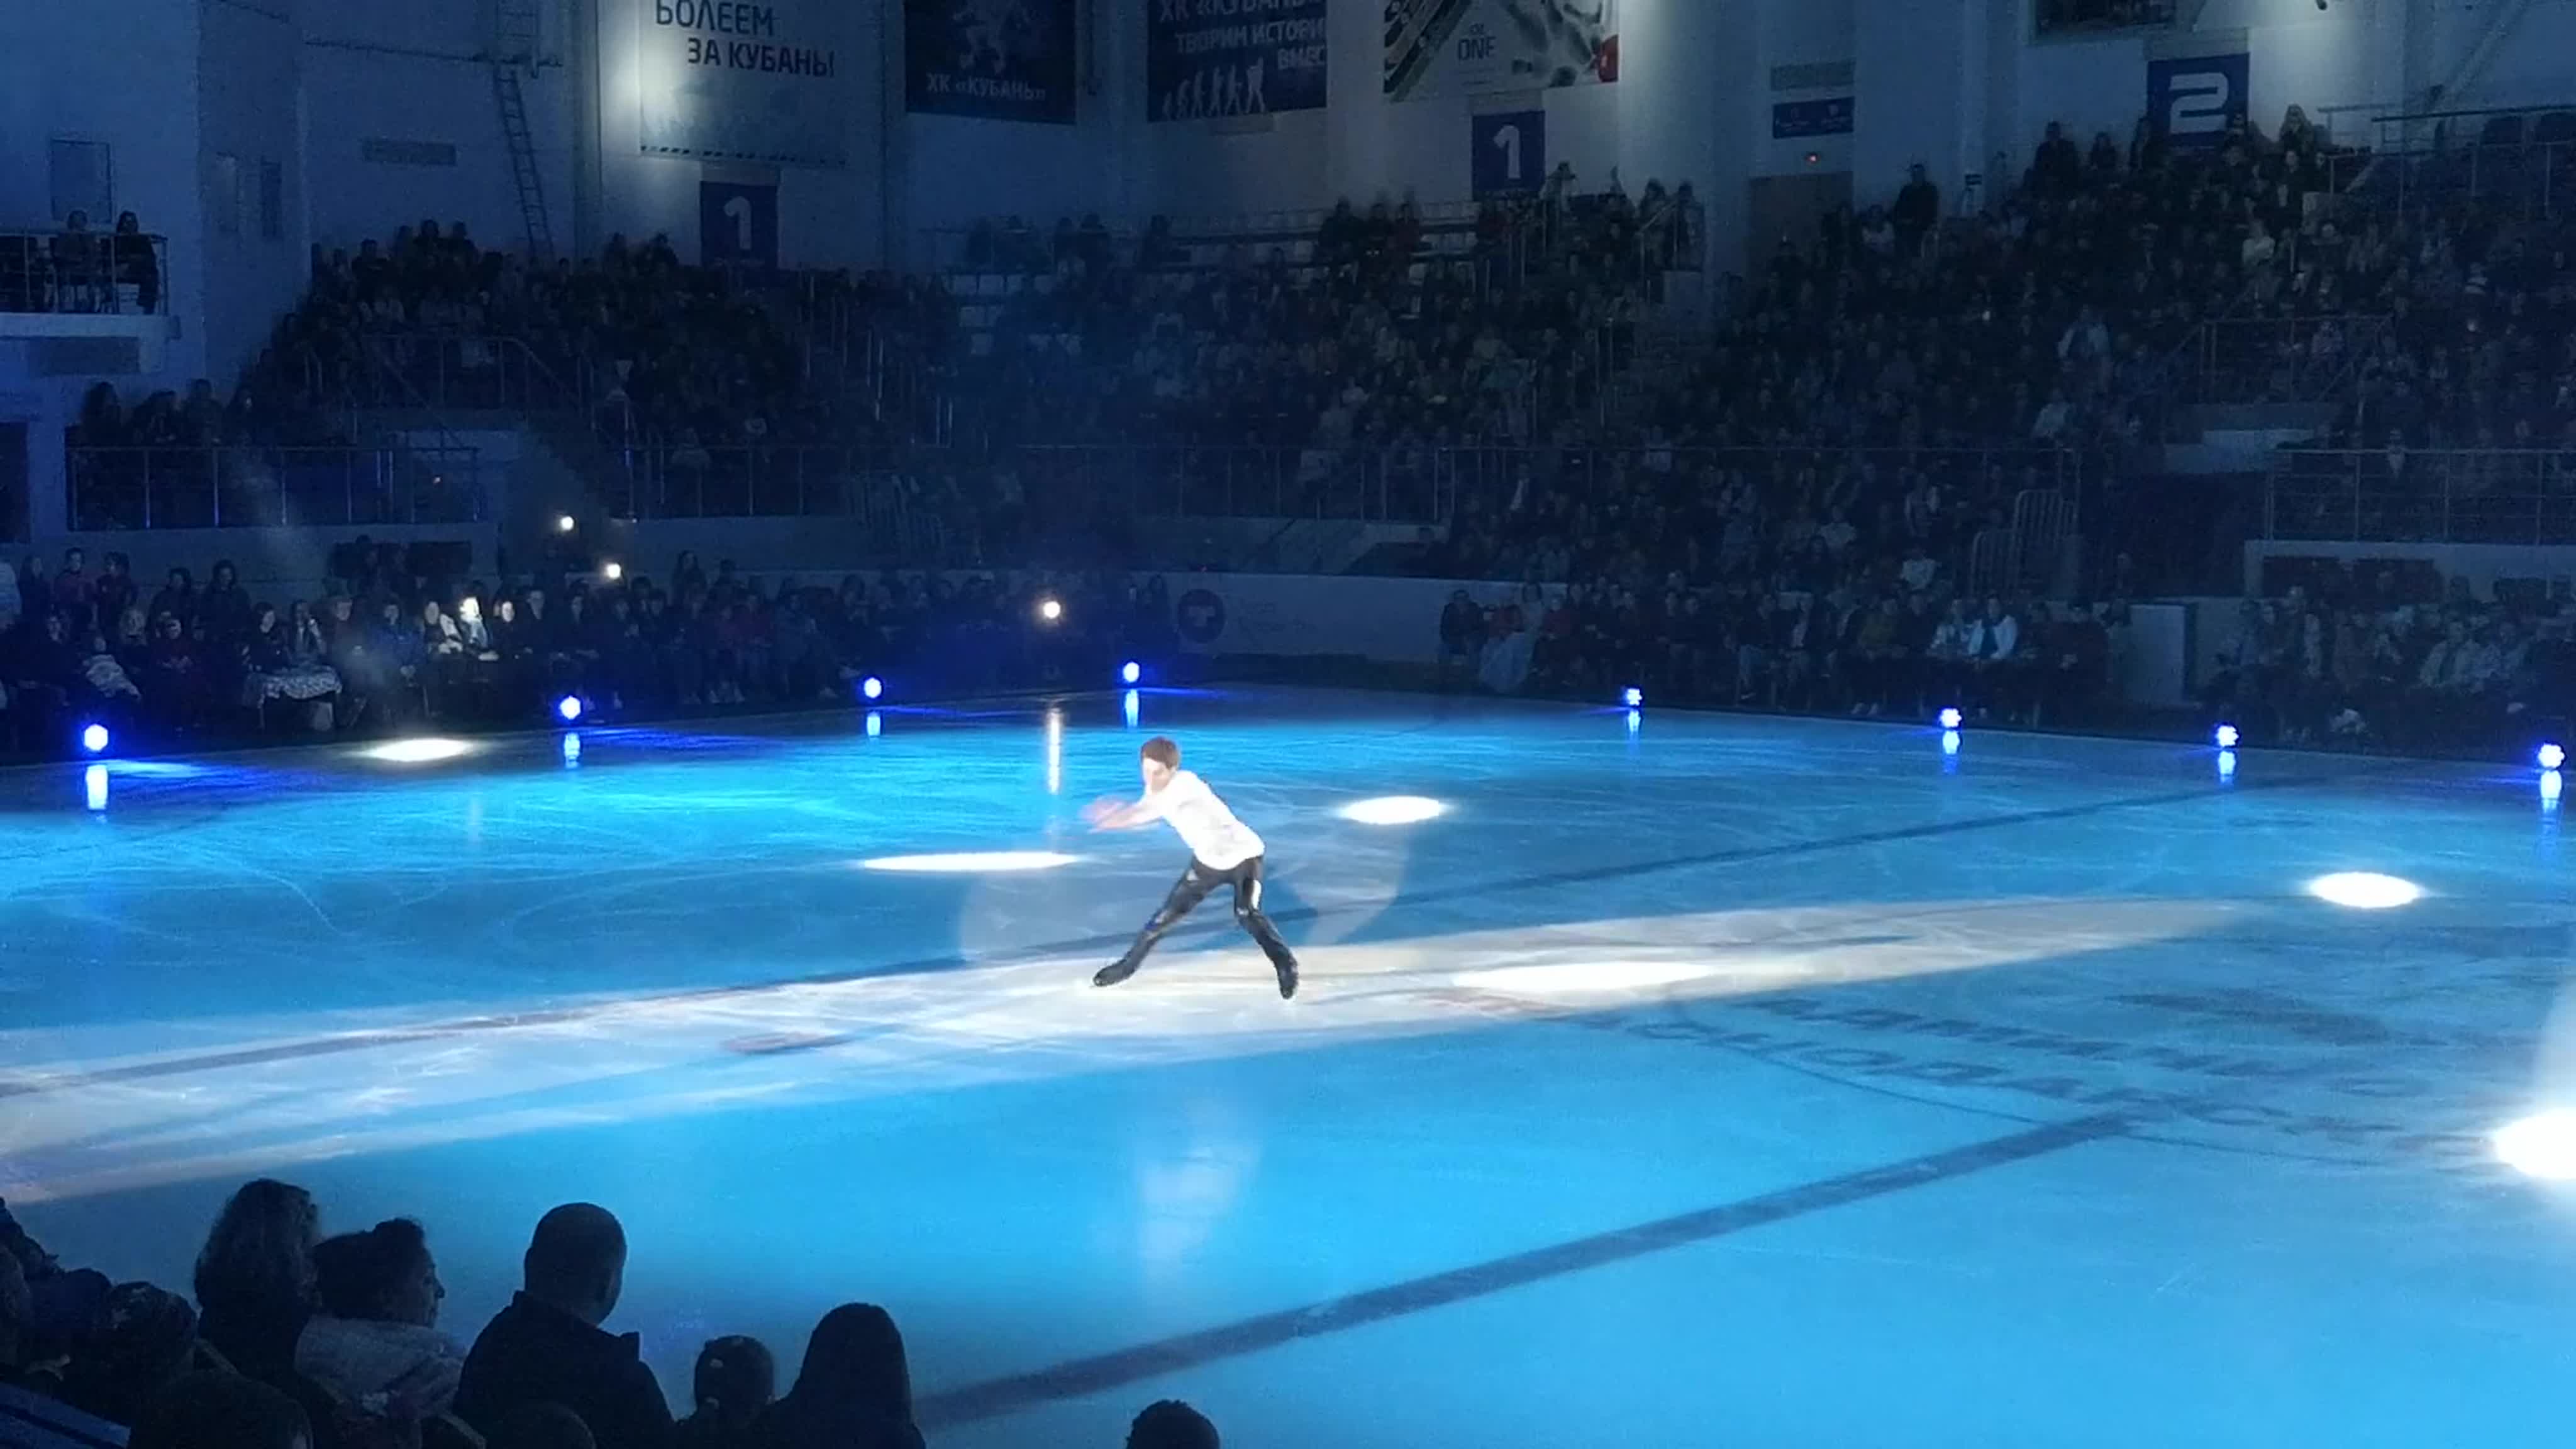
455, 1204, 672, 1449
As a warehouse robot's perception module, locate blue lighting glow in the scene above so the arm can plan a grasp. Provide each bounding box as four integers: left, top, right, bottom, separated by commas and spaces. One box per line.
1941, 729, 1962, 756
1123, 689, 1141, 728
1626, 708, 1641, 735
865, 710, 883, 738
1938, 708, 1963, 730
562, 733, 582, 766
2218, 748, 2238, 782
2541, 743, 2565, 771
861, 676, 884, 701
79, 723, 109, 755
2545, 769, 2563, 809
555, 695, 584, 723
1121, 660, 1143, 686
83, 764, 108, 813
1622, 687, 1643, 708
2214, 723, 2240, 749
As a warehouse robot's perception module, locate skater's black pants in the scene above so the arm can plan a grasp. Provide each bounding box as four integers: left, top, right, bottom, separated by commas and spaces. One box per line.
1114, 854, 1297, 974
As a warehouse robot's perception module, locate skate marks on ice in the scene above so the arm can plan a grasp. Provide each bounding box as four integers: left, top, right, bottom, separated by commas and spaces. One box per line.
0, 894, 2233, 1202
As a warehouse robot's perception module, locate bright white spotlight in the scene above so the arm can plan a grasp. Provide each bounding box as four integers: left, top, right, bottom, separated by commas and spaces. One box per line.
2307, 872, 2423, 910
1338, 796, 1447, 826
1941, 729, 1961, 756
1622, 686, 1643, 708
2218, 748, 2238, 781
2495, 1109, 2576, 1180
363, 738, 475, 765
2541, 743, 2566, 770
555, 695, 584, 723
555, 513, 577, 533
1123, 689, 1141, 728
861, 851, 1078, 874
83, 764, 108, 813
1938, 707, 1963, 730
2214, 723, 2240, 749
79, 723, 109, 755
1456, 960, 1711, 994
865, 711, 883, 738
1121, 660, 1142, 686
561, 732, 582, 766
601, 561, 624, 582
860, 675, 884, 701
1037, 597, 1063, 623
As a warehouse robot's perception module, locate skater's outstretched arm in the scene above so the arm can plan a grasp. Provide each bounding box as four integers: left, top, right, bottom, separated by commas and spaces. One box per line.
1084, 795, 1158, 831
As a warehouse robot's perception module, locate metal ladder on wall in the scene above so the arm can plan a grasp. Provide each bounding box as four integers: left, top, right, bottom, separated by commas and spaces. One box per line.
491, 0, 555, 261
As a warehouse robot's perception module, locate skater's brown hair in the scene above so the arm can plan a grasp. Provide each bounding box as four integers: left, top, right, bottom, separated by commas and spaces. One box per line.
1140, 736, 1180, 769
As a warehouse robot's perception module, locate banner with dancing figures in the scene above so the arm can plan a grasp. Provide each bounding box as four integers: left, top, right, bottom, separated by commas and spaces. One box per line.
904, 0, 1080, 125
1384, 0, 1616, 103
638, 0, 850, 167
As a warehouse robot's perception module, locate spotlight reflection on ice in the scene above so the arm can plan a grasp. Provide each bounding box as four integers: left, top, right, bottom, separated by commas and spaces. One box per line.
1337, 796, 1446, 826
561, 733, 582, 766
2218, 748, 2237, 781
2495, 1110, 2576, 1180
1045, 708, 1064, 796
865, 711, 883, 738
1123, 689, 1141, 728
1941, 729, 1961, 756
84, 765, 108, 813
1455, 960, 1709, 994
2545, 769, 2563, 809
363, 738, 475, 765
860, 851, 1079, 874
2307, 872, 2422, 910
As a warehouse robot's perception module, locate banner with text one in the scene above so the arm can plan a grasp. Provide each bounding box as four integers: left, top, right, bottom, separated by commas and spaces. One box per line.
1384, 0, 1616, 103
906, 0, 1080, 125
638, 0, 847, 168
1149, 0, 1329, 122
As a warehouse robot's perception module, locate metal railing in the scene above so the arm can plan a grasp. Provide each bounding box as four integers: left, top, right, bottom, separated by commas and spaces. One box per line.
65, 444, 486, 531
2326, 109, 2576, 219
2188, 315, 2387, 408
0, 230, 169, 315
2267, 448, 2576, 544
338, 333, 585, 414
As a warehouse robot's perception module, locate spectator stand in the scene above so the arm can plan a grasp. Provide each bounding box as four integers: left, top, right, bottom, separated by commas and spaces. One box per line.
2265, 447, 2576, 546
0, 219, 167, 317
2326, 104, 2576, 223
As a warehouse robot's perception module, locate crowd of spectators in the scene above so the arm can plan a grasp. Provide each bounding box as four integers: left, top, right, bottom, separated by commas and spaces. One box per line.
0, 209, 165, 314
1423, 446, 2125, 726
0, 539, 1175, 754
0, 1187, 1223, 1449
947, 179, 1698, 467
2204, 560, 2576, 748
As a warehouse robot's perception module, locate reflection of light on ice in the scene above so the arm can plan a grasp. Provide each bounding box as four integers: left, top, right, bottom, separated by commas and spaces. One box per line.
2494, 1110, 2576, 1180
1454, 960, 1709, 994
1338, 796, 1446, 826
2307, 872, 2423, 910
0, 896, 2240, 1204
363, 738, 476, 765
860, 852, 1079, 874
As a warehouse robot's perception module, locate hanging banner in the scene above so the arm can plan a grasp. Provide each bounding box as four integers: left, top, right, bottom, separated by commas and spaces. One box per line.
1384, 0, 1616, 103
636, 0, 848, 167
1148, 0, 1330, 122
905, 0, 1080, 125
2146, 50, 2248, 149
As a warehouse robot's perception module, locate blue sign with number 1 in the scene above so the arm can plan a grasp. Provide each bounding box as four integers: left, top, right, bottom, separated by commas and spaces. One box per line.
699, 181, 779, 269
1471, 110, 1546, 199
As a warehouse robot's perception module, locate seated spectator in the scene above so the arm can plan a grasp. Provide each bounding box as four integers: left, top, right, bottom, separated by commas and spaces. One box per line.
491, 1402, 597, 1449
127, 1370, 312, 1449
675, 1337, 773, 1449
0, 1246, 28, 1386
297, 1218, 462, 1420
60, 1284, 200, 1426
193, 1179, 321, 1387
455, 1204, 672, 1449
1126, 1399, 1220, 1449
745, 1305, 918, 1449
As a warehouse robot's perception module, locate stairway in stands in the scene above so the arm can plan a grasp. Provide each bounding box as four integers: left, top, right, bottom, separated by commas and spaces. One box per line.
490, 0, 554, 261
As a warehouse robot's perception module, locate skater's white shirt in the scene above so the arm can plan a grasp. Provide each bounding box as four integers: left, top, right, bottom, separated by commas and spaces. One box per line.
1139, 770, 1264, 870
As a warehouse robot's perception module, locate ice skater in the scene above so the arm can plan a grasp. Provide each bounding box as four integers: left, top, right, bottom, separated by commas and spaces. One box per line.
1084, 736, 1301, 998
